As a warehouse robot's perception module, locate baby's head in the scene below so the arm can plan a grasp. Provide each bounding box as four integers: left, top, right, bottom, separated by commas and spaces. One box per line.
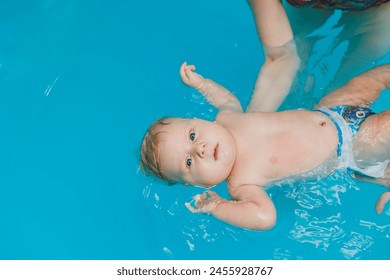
140, 117, 173, 182
140, 117, 236, 187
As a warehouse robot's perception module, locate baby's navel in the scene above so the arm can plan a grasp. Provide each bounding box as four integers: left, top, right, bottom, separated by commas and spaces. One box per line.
269, 156, 278, 165
320, 121, 327, 127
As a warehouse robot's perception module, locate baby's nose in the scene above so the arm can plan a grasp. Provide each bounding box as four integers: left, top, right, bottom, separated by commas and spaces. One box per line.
196, 142, 206, 158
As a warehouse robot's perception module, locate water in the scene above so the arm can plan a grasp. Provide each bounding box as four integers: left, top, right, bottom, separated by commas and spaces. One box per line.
0, 0, 389, 260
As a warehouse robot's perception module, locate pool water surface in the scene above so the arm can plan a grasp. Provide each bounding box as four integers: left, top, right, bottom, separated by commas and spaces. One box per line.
0, 0, 389, 259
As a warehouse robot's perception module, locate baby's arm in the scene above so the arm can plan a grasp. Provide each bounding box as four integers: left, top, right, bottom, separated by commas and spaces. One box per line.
320, 63, 390, 108
246, 0, 300, 112
185, 184, 276, 231
180, 62, 243, 113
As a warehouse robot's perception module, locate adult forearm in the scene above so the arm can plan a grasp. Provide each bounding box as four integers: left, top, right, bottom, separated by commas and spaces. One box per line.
247, 41, 300, 112
248, 0, 293, 47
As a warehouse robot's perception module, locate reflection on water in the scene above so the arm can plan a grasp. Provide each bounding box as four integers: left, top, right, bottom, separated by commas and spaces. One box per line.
272, 248, 296, 260
286, 171, 368, 258
138, 2, 390, 259
340, 232, 374, 259
290, 211, 346, 250
359, 220, 390, 238
141, 167, 389, 259
282, 170, 358, 209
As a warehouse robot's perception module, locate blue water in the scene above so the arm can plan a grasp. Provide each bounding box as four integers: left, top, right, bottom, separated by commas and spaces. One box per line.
0, 0, 389, 260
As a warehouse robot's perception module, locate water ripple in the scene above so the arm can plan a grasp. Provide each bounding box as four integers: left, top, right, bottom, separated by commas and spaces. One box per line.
359, 220, 390, 238
340, 232, 374, 259
289, 210, 346, 250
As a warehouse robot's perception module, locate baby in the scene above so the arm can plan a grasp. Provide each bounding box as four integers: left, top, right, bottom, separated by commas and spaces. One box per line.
140, 62, 390, 230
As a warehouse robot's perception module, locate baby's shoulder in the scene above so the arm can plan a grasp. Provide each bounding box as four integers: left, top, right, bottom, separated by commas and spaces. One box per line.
227, 168, 268, 190
215, 110, 244, 123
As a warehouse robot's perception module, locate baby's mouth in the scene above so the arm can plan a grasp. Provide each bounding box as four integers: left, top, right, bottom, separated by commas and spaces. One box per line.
214, 143, 219, 161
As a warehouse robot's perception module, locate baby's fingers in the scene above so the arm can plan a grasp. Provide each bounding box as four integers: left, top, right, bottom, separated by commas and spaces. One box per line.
185, 202, 201, 213
180, 61, 196, 77
205, 190, 218, 199
185, 193, 209, 213
180, 62, 195, 75
180, 62, 188, 79
186, 64, 196, 71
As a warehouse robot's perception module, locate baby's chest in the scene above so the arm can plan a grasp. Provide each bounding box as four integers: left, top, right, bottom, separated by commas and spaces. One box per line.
228, 155, 270, 186
231, 138, 334, 185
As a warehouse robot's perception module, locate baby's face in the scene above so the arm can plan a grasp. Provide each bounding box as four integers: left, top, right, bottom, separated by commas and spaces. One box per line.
157, 118, 236, 187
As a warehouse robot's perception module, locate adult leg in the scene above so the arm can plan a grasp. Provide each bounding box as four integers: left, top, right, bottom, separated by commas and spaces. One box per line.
330, 2, 390, 90
319, 64, 390, 108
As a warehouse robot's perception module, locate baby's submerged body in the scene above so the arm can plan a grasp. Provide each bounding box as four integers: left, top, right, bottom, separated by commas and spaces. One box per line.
141, 63, 390, 230
219, 109, 340, 187
224, 105, 389, 188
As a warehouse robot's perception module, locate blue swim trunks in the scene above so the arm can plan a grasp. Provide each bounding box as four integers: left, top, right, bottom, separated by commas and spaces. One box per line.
324, 105, 375, 155
315, 105, 389, 178
286, 0, 389, 10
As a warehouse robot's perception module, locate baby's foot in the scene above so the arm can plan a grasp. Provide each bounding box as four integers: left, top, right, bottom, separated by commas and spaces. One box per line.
353, 173, 390, 214
376, 191, 390, 214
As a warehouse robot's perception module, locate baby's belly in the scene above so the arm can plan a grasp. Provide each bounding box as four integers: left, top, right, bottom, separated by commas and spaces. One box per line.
261, 111, 340, 181
264, 151, 340, 187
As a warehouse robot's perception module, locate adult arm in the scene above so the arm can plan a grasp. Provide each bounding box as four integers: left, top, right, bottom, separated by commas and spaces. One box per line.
246, 0, 300, 112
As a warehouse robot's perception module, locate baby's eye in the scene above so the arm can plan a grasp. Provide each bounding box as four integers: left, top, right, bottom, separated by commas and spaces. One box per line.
186, 155, 193, 167
189, 130, 195, 141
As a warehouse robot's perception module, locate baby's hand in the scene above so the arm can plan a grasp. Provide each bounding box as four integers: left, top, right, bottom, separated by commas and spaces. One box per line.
180, 62, 205, 89
185, 190, 223, 215
376, 191, 390, 214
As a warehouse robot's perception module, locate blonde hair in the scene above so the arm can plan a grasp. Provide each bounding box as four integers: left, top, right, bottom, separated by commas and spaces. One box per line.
140, 117, 172, 181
